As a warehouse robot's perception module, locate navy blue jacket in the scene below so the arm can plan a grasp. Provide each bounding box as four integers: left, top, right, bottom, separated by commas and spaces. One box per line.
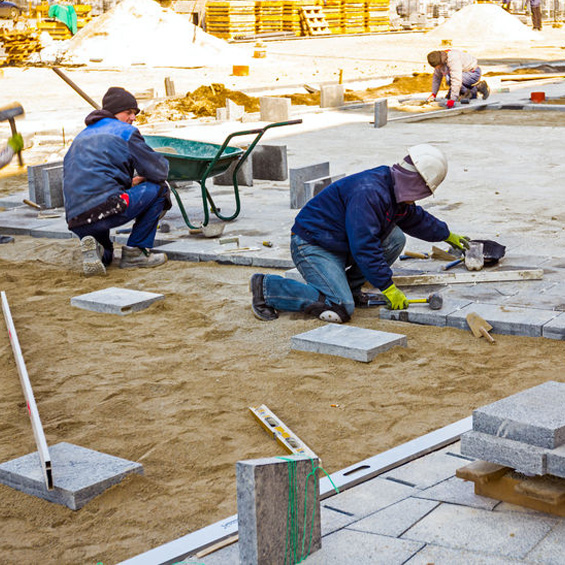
63, 110, 169, 222
292, 166, 450, 290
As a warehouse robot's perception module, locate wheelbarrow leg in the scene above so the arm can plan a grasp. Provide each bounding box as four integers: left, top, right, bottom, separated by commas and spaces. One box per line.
169, 184, 201, 230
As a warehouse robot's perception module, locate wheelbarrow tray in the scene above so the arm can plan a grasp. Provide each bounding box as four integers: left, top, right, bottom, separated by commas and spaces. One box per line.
144, 135, 243, 181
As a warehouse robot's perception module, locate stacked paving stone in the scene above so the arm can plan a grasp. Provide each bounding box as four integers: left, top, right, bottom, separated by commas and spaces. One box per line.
461, 381, 565, 478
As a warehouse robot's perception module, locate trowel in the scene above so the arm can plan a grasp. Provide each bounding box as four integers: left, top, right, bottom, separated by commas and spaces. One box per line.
466, 312, 496, 344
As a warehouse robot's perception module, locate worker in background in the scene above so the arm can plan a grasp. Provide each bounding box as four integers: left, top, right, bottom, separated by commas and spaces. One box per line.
527, 0, 543, 30
0, 133, 23, 169
0, 134, 24, 244
250, 144, 470, 323
426, 49, 490, 108
63, 87, 171, 276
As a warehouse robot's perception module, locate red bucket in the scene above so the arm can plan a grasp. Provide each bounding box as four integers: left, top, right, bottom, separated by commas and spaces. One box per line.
530, 91, 546, 103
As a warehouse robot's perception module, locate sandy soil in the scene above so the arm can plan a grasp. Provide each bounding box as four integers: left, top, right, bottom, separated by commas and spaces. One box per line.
0, 236, 564, 564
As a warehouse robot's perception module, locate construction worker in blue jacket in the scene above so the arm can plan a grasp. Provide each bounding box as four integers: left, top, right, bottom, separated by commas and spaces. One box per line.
250, 144, 470, 323
63, 87, 170, 276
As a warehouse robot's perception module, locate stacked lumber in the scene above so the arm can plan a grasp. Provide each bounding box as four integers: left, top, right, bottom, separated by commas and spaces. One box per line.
0, 28, 42, 66
323, 0, 342, 33
282, 0, 321, 36
341, 0, 365, 33
299, 5, 330, 35
205, 1, 256, 39
365, 0, 389, 32
35, 3, 93, 41
255, 0, 283, 33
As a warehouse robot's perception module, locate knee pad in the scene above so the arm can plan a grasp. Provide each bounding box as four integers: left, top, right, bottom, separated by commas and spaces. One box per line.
303, 298, 351, 324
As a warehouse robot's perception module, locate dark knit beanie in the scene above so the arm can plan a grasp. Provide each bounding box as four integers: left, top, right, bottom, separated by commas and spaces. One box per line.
427, 51, 443, 67
102, 87, 140, 115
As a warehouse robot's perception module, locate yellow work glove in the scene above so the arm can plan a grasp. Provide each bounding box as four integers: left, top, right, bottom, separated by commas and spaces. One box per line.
382, 283, 409, 310
7, 133, 23, 154
445, 232, 471, 251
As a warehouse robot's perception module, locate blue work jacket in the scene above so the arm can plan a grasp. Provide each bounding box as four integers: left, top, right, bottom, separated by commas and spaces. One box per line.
63, 110, 169, 222
292, 166, 450, 290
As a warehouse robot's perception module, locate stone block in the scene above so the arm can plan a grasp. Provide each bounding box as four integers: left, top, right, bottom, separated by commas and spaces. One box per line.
320, 84, 344, 108
236, 455, 321, 565
543, 313, 565, 340
216, 107, 228, 121
303, 174, 345, 200
290, 324, 407, 363
226, 99, 245, 121
472, 381, 565, 449
379, 299, 473, 328
259, 97, 291, 122
447, 302, 559, 338
71, 287, 164, 315
546, 444, 565, 479
460, 431, 548, 475
415, 476, 498, 510
27, 161, 64, 207
374, 99, 388, 128
289, 163, 330, 209
41, 164, 64, 208
213, 156, 253, 187
252, 145, 288, 181
0, 208, 53, 235
0, 442, 143, 510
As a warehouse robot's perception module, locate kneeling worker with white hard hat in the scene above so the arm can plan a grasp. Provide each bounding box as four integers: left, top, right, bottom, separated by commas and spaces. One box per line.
250, 144, 470, 323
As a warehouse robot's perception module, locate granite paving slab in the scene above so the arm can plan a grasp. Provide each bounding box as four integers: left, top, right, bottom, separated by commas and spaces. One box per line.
415, 476, 499, 510
302, 528, 424, 565
542, 313, 565, 340
379, 298, 472, 327
0, 442, 143, 510
290, 324, 407, 362
71, 287, 165, 315
401, 502, 558, 559
347, 497, 439, 537
320, 504, 359, 536
525, 519, 565, 565
0, 208, 54, 235
405, 544, 528, 565
545, 444, 565, 479
472, 381, 565, 449
447, 303, 559, 338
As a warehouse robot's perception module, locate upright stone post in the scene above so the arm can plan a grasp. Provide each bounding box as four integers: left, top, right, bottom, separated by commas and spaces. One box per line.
164, 77, 176, 97
237, 455, 322, 565
374, 99, 388, 128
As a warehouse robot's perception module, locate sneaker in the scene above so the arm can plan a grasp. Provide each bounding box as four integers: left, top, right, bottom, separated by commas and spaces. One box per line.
476, 81, 490, 100
80, 236, 106, 277
119, 246, 167, 269
249, 273, 278, 321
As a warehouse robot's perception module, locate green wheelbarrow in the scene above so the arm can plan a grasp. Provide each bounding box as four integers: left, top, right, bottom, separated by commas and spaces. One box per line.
144, 119, 302, 230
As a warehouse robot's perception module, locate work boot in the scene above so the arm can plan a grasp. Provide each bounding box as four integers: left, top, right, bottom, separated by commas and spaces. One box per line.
249, 273, 278, 321
80, 236, 106, 277
476, 81, 490, 100
119, 246, 167, 269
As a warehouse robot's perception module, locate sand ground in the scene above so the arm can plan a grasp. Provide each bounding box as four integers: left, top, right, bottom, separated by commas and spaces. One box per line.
2, 22, 565, 565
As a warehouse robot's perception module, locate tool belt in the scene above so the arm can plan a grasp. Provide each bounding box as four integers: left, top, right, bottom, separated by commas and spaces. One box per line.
68, 193, 129, 229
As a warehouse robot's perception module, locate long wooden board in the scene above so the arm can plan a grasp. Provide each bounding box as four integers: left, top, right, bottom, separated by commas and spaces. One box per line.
393, 268, 544, 287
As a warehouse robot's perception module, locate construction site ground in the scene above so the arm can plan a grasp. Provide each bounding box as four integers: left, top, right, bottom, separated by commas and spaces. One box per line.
2, 28, 565, 564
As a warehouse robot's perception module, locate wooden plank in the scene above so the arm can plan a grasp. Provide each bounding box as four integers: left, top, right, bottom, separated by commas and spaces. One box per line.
195, 534, 239, 558
1, 291, 53, 491
393, 268, 544, 287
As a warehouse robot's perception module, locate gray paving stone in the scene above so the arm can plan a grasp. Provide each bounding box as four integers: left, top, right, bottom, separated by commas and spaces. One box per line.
546, 444, 565, 479
472, 381, 565, 449
0, 208, 53, 235
0, 190, 27, 209
289, 162, 330, 209
252, 144, 288, 181
71, 287, 165, 315
381, 446, 474, 491
502, 281, 565, 311
374, 99, 388, 128
542, 313, 565, 340
303, 173, 345, 200
29, 217, 73, 239
460, 431, 548, 475
320, 503, 358, 536
320, 84, 344, 108
525, 519, 565, 565
259, 97, 291, 121
251, 255, 293, 269
27, 161, 64, 207
415, 476, 499, 510
236, 455, 321, 565
379, 298, 472, 327
146, 240, 202, 262
348, 497, 439, 537
401, 502, 557, 559
319, 476, 415, 517
0, 442, 143, 510
447, 302, 559, 338
290, 324, 407, 363
213, 156, 253, 187
302, 528, 424, 565
41, 164, 64, 208
405, 544, 528, 565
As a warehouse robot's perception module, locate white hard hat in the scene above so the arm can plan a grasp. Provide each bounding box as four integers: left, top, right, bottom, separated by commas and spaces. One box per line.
407, 144, 448, 192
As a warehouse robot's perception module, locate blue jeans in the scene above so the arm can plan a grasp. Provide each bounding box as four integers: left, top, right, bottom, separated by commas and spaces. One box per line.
71, 181, 167, 252
263, 226, 406, 317
447, 68, 482, 98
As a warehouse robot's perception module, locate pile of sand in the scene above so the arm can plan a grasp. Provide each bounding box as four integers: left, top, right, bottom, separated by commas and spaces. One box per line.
62, 0, 247, 68
428, 4, 537, 42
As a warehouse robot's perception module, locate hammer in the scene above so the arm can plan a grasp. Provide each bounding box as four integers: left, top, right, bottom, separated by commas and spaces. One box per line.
0, 102, 25, 166
367, 292, 443, 310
